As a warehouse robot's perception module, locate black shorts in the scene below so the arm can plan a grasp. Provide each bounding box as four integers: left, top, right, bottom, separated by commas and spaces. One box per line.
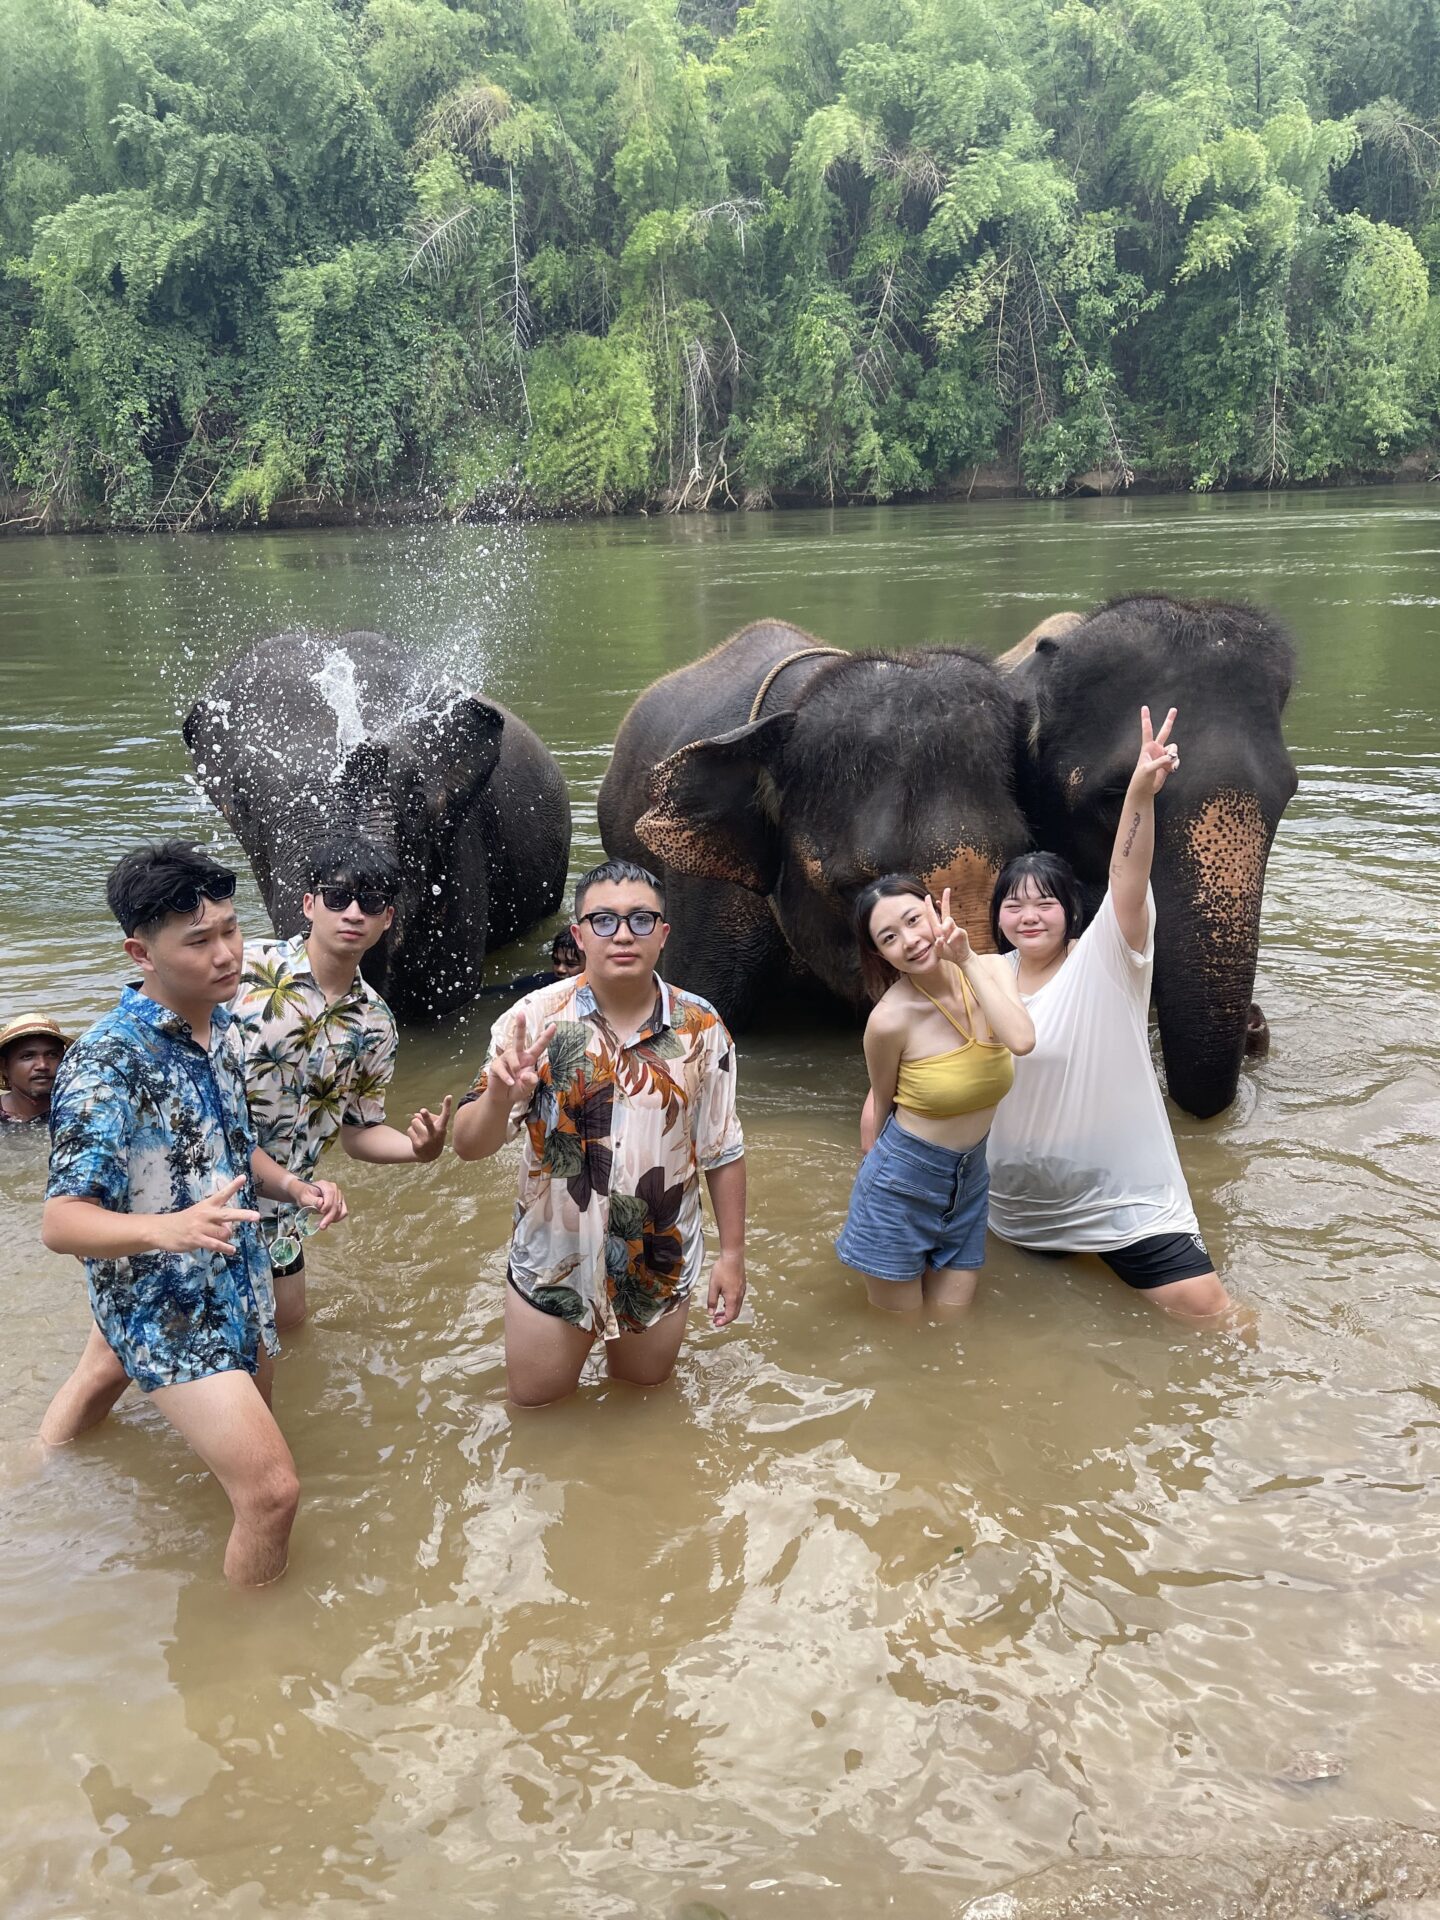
1100, 1231, 1214, 1291
271, 1251, 305, 1280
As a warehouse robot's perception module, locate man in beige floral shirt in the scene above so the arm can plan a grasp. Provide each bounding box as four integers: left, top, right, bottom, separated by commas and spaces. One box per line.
231, 833, 451, 1329
455, 859, 747, 1407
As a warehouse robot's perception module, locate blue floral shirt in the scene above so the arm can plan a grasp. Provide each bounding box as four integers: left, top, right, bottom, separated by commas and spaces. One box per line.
46, 988, 277, 1391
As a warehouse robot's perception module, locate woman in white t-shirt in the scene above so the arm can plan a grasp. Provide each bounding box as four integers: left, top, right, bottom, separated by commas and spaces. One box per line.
985, 706, 1238, 1323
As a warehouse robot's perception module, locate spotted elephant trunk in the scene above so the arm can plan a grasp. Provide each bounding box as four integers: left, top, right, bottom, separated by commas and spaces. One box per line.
1152, 789, 1274, 1119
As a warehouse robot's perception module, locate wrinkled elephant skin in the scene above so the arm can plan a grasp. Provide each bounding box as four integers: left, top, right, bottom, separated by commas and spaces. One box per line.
598, 620, 1030, 1026
1005, 595, 1298, 1117
183, 630, 571, 1020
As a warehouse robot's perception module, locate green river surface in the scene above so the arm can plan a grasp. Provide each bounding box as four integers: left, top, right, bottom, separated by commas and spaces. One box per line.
2, 492, 1439, 1918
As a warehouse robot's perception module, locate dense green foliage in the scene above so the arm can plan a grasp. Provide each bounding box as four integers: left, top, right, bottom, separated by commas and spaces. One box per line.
4, 0, 1439, 524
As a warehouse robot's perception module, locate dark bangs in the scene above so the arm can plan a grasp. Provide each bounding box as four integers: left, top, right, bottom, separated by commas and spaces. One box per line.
308, 832, 400, 899
989, 852, 1084, 952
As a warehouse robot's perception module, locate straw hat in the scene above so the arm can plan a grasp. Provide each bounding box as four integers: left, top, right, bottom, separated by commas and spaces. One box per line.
0, 1016, 73, 1090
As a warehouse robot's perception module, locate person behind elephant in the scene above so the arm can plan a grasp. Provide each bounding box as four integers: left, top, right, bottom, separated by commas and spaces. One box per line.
229, 831, 452, 1333
453, 858, 748, 1408
37, 842, 336, 1587
480, 927, 584, 1000
839, 884, 1034, 1312
984, 709, 1240, 1324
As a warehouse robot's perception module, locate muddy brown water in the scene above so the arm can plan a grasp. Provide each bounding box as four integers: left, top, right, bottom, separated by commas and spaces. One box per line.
2, 494, 1439, 1918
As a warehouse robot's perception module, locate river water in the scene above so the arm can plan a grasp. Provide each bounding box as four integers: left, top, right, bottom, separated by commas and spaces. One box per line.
2, 493, 1439, 1918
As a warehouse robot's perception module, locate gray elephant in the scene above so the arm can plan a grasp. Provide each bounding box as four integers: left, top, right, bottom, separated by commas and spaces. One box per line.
1001, 595, 1298, 1118
598, 619, 1030, 1025
183, 630, 571, 1020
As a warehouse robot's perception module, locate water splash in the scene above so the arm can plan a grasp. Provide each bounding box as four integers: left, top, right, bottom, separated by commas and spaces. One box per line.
311, 650, 369, 773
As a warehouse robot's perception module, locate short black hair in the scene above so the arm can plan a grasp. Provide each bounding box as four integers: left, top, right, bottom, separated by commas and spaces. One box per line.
989, 852, 1085, 951
105, 841, 237, 938
307, 832, 400, 898
573, 858, 666, 918
551, 928, 581, 967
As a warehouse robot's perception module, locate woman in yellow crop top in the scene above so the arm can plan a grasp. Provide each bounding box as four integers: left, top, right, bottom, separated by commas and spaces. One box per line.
835, 876, 1034, 1313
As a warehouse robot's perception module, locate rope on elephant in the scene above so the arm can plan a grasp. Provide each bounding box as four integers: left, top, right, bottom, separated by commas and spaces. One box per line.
748, 648, 847, 724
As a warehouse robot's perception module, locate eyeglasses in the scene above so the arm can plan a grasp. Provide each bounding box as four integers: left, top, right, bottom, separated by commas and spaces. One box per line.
268, 1206, 320, 1271
318, 885, 393, 916
578, 909, 662, 939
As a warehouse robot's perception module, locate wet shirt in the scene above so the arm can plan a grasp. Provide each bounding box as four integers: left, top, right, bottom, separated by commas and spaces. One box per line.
229, 935, 396, 1249
1, 1102, 45, 1131
986, 888, 1200, 1252
45, 988, 276, 1391
462, 974, 745, 1339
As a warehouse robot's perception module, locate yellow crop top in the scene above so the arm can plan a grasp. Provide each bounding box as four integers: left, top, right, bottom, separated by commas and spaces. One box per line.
894, 970, 1015, 1119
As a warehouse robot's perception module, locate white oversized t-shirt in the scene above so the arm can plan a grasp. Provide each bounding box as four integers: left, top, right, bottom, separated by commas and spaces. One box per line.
986, 886, 1200, 1252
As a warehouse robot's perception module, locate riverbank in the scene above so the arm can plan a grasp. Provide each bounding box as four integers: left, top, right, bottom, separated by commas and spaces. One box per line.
3, 452, 1435, 536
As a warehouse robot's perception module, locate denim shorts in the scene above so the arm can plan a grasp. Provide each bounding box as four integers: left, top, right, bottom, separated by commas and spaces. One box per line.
836, 1116, 991, 1283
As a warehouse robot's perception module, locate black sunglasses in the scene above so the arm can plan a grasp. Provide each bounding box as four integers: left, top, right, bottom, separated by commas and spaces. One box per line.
318, 884, 393, 916
577, 909, 662, 938
124, 870, 236, 935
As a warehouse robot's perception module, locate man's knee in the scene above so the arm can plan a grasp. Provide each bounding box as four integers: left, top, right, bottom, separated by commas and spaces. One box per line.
506, 1377, 579, 1410
236, 1459, 300, 1530
608, 1356, 679, 1389
1152, 1271, 1233, 1320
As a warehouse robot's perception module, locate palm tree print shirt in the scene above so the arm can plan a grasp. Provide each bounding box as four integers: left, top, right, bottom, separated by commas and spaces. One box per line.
463, 974, 745, 1339
45, 988, 276, 1391
230, 935, 397, 1246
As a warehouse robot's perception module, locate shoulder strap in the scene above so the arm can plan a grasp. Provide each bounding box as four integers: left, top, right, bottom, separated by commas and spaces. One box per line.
912, 974, 975, 1045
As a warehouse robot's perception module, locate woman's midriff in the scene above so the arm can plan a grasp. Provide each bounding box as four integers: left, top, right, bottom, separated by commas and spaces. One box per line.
892, 1101, 996, 1152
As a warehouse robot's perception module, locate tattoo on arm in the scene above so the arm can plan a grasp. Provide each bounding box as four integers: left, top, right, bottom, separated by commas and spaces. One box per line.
1121, 810, 1140, 857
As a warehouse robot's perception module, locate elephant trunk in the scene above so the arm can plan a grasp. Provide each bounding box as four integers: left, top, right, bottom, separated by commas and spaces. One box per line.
1151, 789, 1274, 1119
920, 845, 1007, 953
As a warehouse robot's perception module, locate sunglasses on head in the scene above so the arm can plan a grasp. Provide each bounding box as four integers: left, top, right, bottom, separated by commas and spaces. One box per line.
577, 908, 661, 938
318, 883, 394, 916
133, 871, 237, 932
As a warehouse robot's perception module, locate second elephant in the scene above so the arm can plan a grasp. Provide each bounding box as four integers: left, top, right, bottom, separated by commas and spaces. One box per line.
1003, 594, 1299, 1118
598, 619, 1030, 1025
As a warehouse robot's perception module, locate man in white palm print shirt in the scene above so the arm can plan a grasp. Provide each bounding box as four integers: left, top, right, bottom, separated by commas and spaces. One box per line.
230, 834, 452, 1329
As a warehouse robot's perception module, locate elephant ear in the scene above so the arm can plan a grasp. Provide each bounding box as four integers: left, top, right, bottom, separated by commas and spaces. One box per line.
182, 695, 251, 832
637, 711, 796, 893
413, 696, 505, 813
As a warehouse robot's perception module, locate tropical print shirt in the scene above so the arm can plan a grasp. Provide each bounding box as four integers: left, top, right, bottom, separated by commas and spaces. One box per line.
229, 935, 396, 1249
462, 974, 745, 1339
45, 988, 276, 1392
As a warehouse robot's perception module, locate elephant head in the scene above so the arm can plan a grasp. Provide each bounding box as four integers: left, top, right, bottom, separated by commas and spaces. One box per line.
1011, 595, 1297, 1117
635, 648, 1030, 1005
182, 632, 505, 1018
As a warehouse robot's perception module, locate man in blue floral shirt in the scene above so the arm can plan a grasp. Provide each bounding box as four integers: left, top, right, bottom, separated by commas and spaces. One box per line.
230, 831, 452, 1331
39, 843, 338, 1587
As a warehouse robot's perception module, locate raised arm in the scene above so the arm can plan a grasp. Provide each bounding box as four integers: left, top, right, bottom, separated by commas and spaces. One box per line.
452, 1010, 556, 1162
1109, 705, 1178, 954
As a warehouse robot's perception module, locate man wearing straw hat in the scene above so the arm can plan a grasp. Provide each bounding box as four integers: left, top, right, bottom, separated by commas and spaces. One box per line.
0, 1015, 71, 1129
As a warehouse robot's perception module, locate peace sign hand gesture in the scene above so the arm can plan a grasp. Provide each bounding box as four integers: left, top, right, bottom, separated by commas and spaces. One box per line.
407, 1095, 453, 1162
925, 887, 973, 967
1132, 705, 1179, 798
487, 1010, 557, 1107
157, 1175, 261, 1254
